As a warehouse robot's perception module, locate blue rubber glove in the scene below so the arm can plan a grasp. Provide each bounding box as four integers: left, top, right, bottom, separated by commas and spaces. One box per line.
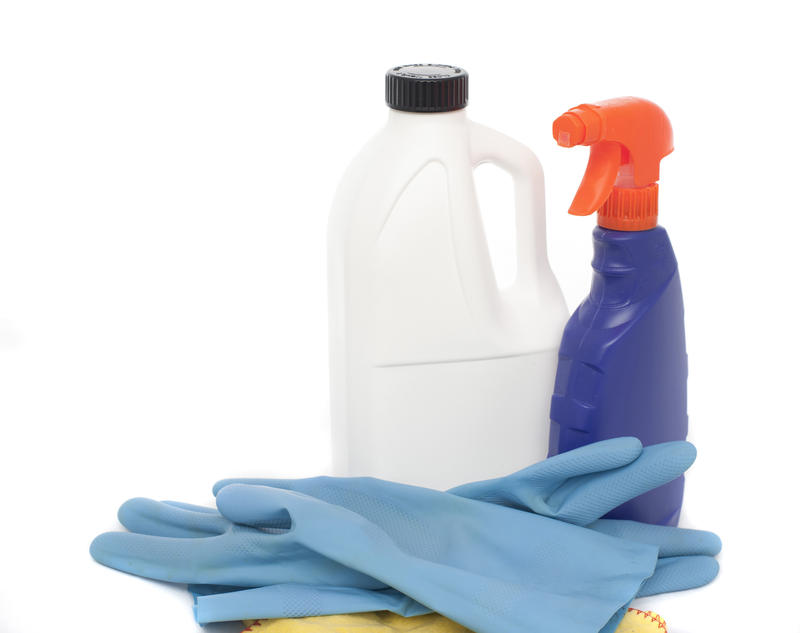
90, 439, 697, 585
90, 439, 693, 587
187, 518, 720, 624
90, 439, 719, 630
90, 440, 708, 583
216, 438, 692, 526
91, 477, 664, 632
205, 482, 659, 633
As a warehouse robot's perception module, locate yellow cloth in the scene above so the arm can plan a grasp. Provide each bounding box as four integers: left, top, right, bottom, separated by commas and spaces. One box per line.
241, 607, 667, 633
241, 613, 471, 633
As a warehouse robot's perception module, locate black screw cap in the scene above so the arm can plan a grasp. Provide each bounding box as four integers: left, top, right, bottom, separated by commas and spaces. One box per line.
385, 64, 468, 113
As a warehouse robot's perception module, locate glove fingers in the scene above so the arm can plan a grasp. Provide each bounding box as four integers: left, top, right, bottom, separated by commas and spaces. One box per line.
118, 497, 228, 537
93, 520, 387, 589
193, 584, 428, 624
637, 555, 720, 597
215, 484, 309, 529
547, 441, 697, 525
589, 519, 722, 557
162, 500, 219, 514
215, 478, 415, 531
216, 484, 401, 566
215, 477, 291, 496
515, 437, 643, 482
89, 530, 230, 583
216, 483, 370, 534
447, 438, 642, 512
214, 477, 344, 512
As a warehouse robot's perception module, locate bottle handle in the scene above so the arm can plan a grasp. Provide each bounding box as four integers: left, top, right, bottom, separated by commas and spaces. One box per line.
468, 122, 548, 291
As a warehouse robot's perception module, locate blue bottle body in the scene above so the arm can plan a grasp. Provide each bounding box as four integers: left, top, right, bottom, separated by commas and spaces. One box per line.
549, 225, 688, 526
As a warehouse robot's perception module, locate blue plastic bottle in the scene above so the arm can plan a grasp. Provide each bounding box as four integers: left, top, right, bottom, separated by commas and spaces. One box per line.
547, 98, 687, 526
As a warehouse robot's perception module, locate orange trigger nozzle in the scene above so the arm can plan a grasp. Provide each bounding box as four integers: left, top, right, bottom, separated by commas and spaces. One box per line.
553, 97, 673, 231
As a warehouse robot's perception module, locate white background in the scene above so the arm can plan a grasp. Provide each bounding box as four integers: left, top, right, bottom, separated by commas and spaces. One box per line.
1, 1, 797, 631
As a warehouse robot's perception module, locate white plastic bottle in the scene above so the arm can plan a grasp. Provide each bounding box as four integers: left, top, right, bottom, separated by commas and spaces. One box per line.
328, 65, 567, 489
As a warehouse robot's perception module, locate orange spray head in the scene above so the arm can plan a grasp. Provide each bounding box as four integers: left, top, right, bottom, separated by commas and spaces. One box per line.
553, 97, 673, 231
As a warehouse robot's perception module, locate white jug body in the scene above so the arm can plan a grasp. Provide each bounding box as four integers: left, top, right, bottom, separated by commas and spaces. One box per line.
328, 108, 567, 489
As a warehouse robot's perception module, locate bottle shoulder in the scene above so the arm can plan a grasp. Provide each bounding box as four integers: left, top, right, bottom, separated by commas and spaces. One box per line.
563, 270, 686, 360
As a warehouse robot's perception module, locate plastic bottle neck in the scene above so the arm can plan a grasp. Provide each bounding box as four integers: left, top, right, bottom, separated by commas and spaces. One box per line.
386, 107, 467, 130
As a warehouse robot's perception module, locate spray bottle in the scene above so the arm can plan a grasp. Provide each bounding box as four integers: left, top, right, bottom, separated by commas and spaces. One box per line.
548, 97, 688, 525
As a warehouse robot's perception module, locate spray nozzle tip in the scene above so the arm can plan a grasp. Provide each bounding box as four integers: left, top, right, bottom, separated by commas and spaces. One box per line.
552, 112, 586, 147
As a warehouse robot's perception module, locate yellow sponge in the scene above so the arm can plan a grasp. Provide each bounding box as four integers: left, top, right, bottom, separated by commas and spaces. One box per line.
241, 607, 666, 633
